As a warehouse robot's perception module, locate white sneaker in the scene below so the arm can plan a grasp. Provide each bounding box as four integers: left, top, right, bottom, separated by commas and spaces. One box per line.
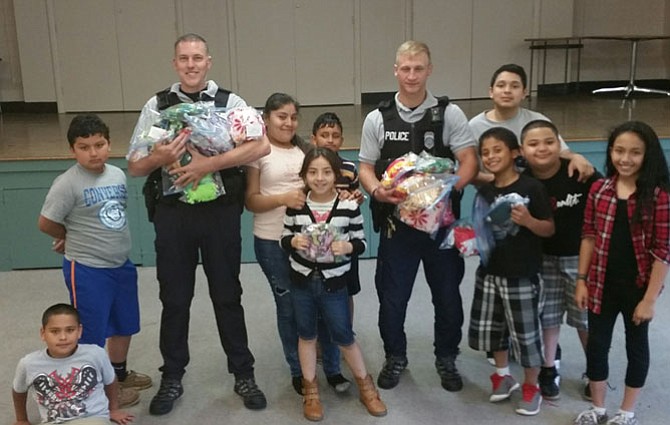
606, 412, 638, 425
574, 407, 608, 424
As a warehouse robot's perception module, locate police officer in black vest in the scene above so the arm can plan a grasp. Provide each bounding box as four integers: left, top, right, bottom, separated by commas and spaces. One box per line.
358, 41, 478, 392
127, 33, 270, 416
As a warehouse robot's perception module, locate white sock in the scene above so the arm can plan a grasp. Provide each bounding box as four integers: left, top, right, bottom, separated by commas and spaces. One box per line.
496, 367, 510, 377
617, 409, 635, 418
592, 405, 606, 415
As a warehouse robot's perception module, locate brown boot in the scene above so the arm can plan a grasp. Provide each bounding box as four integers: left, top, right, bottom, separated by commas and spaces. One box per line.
356, 374, 387, 417
302, 377, 324, 421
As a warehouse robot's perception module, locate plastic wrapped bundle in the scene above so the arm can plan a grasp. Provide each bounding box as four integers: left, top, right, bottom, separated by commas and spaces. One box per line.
298, 223, 346, 264
486, 192, 529, 239
380, 152, 418, 193
442, 222, 478, 257
184, 109, 233, 155
395, 173, 460, 234
226, 106, 266, 144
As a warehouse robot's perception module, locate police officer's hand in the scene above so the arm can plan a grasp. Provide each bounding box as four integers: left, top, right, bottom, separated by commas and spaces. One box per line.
171, 145, 213, 190
152, 129, 189, 168
374, 186, 406, 205
283, 190, 307, 210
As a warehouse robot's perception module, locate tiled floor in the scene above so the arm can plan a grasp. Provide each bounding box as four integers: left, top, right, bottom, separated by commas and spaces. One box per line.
2, 258, 670, 425
1, 93, 669, 161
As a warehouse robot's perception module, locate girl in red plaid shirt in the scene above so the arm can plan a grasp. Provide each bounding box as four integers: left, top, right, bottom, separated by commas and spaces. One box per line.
574, 121, 670, 425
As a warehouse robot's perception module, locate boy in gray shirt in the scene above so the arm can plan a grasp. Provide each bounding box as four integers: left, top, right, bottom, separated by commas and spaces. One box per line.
12, 303, 133, 424
38, 115, 151, 407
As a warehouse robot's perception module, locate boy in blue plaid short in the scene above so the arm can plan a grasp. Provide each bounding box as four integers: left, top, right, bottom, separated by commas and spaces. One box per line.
520, 120, 602, 401
468, 127, 554, 416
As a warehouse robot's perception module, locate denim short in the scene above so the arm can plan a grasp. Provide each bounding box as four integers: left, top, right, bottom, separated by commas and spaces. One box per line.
290, 274, 354, 346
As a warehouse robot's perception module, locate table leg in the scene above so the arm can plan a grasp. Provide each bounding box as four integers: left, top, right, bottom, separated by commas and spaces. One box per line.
529, 42, 535, 98
593, 39, 670, 97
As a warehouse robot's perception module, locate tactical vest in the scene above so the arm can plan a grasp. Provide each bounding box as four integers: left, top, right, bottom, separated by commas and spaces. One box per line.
377, 96, 453, 167
155, 86, 231, 111
370, 96, 461, 231
142, 86, 245, 221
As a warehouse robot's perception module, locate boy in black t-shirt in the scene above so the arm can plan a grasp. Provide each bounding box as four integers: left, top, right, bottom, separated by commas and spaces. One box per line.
520, 120, 601, 401
468, 127, 554, 417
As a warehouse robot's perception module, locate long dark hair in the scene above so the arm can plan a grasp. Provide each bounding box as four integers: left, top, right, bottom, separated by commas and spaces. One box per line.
262, 92, 305, 149
606, 121, 670, 223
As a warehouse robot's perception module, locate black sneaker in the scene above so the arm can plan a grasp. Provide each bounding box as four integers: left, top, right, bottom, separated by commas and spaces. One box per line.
149, 378, 183, 416
538, 366, 560, 400
326, 373, 351, 393
292, 376, 303, 395
377, 356, 408, 389
234, 377, 267, 410
435, 355, 463, 392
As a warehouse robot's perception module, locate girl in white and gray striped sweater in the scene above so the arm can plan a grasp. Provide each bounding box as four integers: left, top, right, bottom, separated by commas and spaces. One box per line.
280, 147, 386, 421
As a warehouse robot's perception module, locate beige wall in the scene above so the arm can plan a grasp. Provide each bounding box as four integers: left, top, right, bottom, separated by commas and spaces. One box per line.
574, 0, 669, 81
0, 0, 24, 102
2, 0, 669, 110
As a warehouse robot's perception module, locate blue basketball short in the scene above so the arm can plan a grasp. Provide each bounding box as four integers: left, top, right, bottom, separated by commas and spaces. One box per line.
62, 258, 140, 347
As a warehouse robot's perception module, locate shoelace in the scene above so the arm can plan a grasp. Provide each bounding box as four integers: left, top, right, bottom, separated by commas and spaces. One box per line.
381, 361, 405, 377
154, 382, 182, 401
436, 359, 458, 376
575, 408, 606, 424
236, 379, 262, 396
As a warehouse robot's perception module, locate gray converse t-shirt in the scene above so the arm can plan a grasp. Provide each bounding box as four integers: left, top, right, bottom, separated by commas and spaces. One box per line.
41, 163, 130, 267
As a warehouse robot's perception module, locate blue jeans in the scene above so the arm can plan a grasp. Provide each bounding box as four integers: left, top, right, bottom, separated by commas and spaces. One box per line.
254, 237, 341, 376
376, 220, 465, 359
291, 275, 354, 346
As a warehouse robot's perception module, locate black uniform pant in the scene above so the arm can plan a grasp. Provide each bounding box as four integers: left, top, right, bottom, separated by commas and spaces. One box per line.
153, 199, 255, 380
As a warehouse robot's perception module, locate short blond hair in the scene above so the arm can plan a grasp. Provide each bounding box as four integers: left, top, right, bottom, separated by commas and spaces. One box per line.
395, 40, 431, 64
175, 33, 209, 55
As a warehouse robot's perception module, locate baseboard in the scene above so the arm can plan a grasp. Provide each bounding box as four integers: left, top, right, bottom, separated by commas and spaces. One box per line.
0, 102, 58, 113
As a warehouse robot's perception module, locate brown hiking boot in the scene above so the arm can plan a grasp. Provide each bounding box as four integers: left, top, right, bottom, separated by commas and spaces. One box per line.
119, 387, 140, 408
119, 370, 153, 391
302, 377, 324, 421
356, 374, 387, 417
